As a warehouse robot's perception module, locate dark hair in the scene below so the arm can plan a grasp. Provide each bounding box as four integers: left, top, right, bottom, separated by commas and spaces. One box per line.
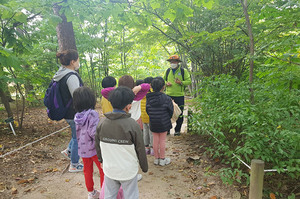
102, 76, 116, 88
56, 49, 79, 66
151, 76, 165, 92
73, 87, 96, 112
108, 86, 135, 110
135, 79, 143, 86
118, 75, 135, 89
144, 77, 153, 84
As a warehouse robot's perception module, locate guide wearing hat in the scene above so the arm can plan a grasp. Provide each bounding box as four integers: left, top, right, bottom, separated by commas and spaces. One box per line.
163, 55, 191, 136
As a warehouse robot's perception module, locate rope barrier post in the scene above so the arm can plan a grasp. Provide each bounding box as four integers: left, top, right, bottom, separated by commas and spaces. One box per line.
5, 117, 16, 136
249, 159, 265, 199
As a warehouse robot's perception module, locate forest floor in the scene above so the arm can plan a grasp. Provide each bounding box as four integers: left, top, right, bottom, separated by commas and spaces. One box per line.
0, 103, 249, 199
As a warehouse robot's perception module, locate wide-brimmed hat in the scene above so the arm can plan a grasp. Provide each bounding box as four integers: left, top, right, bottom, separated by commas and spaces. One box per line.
167, 55, 182, 62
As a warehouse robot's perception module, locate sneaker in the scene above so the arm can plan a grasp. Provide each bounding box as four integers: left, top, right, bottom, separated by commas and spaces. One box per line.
154, 159, 159, 165
137, 174, 142, 181
159, 157, 171, 166
174, 131, 181, 136
61, 149, 71, 160
150, 148, 154, 156
69, 163, 84, 173
88, 189, 100, 199
145, 148, 150, 155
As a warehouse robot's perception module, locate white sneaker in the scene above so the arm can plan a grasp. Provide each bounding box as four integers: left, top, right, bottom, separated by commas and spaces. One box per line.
154, 159, 159, 165
61, 149, 71, 160
159, 157, 171, 166
88, 189, 100, 199
137, 174, 142, 181
69, 163, 83, 172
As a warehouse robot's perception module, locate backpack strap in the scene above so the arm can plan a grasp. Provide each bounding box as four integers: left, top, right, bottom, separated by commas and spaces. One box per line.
60, 72, 83, 86
166, 68, 171, 82
181, 67, 185, 81
165, 67, 184, 81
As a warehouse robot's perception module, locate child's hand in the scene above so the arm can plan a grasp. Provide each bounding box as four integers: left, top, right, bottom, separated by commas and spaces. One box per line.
132, 85, 141, 95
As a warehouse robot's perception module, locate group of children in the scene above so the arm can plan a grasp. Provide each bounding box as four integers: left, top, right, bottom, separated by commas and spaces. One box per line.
72, 75, 174, 199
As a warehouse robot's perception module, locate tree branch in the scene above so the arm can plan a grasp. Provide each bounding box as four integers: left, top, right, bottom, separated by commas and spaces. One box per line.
265, 53, 300, 66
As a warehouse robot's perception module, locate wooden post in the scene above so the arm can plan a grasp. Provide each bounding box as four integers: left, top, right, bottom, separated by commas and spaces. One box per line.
249, 159, 265, 199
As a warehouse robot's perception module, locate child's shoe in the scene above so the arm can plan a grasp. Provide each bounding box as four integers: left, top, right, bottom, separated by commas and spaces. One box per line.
154, 159, 159, 165
69, 163, 84, 172
88, 189, 100, 199
61, 148, 71, 160
150, 148, 154, 156
145, 148, 150, 155
159, 157, 171, 166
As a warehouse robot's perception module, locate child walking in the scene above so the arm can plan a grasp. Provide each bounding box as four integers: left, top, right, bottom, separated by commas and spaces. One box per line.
95, 86, 148, 199
73, 86, 104, 199
146, 77, 174, 166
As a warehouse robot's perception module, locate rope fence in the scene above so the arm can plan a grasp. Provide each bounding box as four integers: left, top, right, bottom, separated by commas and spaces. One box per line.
0, 126, 70, 159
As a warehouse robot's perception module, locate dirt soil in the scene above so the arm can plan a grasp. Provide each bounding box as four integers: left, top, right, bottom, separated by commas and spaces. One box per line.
0, 105, 242, 199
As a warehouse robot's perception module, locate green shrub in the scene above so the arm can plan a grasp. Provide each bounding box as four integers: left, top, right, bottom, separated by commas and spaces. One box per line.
189, 74, 300, 183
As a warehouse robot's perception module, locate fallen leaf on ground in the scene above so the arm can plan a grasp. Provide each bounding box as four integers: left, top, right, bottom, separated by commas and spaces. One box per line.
270, 193, 276, 199
17, 179, 29, 184
24, 188, 31, 192
11, 187, 18, 194
210, 196, 217, 199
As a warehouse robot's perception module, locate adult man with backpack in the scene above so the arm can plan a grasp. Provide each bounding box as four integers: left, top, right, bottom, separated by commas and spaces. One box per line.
163, 55, 191, 136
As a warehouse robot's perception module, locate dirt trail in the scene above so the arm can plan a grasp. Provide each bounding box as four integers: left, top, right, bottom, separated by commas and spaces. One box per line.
0, 107, 240, 199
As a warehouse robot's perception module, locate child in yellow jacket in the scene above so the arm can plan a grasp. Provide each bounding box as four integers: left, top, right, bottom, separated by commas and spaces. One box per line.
101, 76, 116, 114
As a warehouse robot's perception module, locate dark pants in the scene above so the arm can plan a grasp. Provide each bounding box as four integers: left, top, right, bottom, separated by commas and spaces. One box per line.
169, 96, 184, 132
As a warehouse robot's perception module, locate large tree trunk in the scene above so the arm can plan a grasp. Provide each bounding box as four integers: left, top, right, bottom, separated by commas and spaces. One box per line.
53, 2, 77, 51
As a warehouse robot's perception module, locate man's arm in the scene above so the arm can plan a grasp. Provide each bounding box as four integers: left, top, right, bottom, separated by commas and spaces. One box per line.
182, 68, 191, 86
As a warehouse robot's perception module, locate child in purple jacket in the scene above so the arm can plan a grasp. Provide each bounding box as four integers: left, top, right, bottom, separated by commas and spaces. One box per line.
73, 86, 104, 199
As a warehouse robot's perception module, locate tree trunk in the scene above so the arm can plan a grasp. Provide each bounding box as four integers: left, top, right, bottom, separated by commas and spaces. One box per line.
53, 2, 77, 51
241, 0, 255, 104
0, 86, 13, 118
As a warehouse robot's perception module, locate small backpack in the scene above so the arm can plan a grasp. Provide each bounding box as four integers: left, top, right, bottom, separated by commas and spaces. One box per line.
44, 72, 80, 121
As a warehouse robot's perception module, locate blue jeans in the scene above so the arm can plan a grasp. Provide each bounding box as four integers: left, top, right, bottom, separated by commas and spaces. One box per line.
66, 119, 80, 165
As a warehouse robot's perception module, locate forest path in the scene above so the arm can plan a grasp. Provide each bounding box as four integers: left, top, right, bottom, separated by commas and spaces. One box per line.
0, 104, 240, 199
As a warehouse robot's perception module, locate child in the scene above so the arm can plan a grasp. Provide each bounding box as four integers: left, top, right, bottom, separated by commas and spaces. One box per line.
101, 76, 116, 114
141, 77, 154, 155
135, 79, 144, 130
101, 75, 149, 181
73, 86, 104, 199
146, 77, 174, 166
95, 86, 148, 199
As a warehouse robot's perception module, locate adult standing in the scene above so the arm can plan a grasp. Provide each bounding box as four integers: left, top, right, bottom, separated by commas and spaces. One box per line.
54, 49, 84, 172
163, 55, 191, 136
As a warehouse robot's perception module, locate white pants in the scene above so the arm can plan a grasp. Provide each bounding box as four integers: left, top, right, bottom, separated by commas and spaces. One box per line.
104, 175, 139, 199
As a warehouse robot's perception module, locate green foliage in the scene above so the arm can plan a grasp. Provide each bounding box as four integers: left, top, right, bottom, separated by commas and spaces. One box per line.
189, 74, 300, 184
